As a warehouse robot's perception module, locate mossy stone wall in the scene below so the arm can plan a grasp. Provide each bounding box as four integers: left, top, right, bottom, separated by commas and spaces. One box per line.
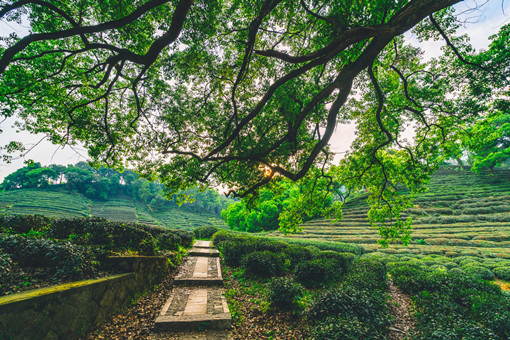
0, 256, 170, 340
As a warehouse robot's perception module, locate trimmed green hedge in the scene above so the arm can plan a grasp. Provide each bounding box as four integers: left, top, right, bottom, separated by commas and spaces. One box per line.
0, 214, 193, 255
0, 234, 101, 281
242, 251, 284, 278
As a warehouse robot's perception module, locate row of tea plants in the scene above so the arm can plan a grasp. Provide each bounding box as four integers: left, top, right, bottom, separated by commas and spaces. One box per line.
0, 214, 193, 295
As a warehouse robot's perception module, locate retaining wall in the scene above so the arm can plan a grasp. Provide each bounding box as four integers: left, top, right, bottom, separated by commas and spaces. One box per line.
0, 256, 170, 340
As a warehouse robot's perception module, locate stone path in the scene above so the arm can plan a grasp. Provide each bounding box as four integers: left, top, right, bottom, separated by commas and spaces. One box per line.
153, 241, 231, 338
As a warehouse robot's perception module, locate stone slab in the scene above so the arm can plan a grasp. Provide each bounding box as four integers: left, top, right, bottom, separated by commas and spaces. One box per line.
174, 257, 223, 286
151, 330, 231, 339
188, 248, 219, 257
154, 287, 231, 331
183, 289, 208, 315
193, 241, 213, 248
194, 257, 209, 278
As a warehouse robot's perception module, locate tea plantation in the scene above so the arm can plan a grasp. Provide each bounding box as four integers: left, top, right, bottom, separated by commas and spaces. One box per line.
268, 168, 510, 259
214, 229, 510, 339
0, 189, 226, 231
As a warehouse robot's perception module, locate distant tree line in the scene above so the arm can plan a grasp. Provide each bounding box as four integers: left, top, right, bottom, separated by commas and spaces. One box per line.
0, 162, 232, 216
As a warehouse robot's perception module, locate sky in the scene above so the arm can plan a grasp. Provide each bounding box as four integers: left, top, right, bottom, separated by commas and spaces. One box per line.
0, 0, 509, 180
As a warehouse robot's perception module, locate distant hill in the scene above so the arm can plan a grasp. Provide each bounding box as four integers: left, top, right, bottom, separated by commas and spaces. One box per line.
268, 168, 510, 258
0, 188, 226, 231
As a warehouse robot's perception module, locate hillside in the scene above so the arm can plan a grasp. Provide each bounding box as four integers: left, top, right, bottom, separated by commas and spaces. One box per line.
268, 168, 510, 258
0, 188, 226, 230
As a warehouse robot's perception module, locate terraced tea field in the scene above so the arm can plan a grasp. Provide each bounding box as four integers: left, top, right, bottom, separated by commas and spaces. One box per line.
0, 189, 91, 218
0, 189, 226, 230
268, 168, 510, 258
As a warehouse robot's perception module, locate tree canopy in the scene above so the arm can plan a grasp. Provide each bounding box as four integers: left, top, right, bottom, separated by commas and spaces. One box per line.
1, 0, 508, 243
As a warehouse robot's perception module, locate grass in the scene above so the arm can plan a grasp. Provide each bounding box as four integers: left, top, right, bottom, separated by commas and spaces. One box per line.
267, 168, 510, 259
0, 188, 227, 231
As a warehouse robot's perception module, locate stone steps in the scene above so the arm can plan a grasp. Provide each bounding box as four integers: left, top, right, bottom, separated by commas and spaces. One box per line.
154, 287, 231, 331
154, 240, 231, 335
174, 256, 223, 286
189, 247, 220, 257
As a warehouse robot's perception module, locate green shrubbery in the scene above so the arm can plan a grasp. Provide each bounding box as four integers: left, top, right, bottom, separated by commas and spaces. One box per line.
308, 259, 389, 339
267, 277, 304, 310
243, 251, 284, 278
294, 258, 340, 287
462, 263, 495, 280
0, 234, 101, 280
193, 225, 222, 239
0, 214, 51, 234
1, 214, 193, 255
0, 250, 26, 295
266, 236, 364, 255
390, 263, 510, 339
0, 214, 195, 295
283, 245, 316, 268
493, 266, 510, 280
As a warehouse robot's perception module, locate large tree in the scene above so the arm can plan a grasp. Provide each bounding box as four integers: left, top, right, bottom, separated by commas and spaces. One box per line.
1, 0, 507, 242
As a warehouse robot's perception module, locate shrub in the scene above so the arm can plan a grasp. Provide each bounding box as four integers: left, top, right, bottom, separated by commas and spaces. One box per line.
193, 226, 221, 240
48, 217, 104, 240
304, 246, 322, 258
0, 214, 51, 234
283, 245, 315, 268
212, 230, 249, 248
266, 237, 364, 255
294, 258, 340, 287
220, 238, 260, 267
311, 315, 384, 340
267, 277, 303, 310
493, 266, 510, 281
390, 264, 432, 294
462, 263, 495, 280
218, 233, 289, 267
319, 251, 356, 271
138, 237, 157, 256
242, 251, 284, 278
0, 250, 26, 295
448, 267, 466, 276
157, 232, 181, 251
344, 258, 387, 291
171, 229, 193, 248
308, 285, 389, 337
412, 292, 499, 340
0, 234, 101, 280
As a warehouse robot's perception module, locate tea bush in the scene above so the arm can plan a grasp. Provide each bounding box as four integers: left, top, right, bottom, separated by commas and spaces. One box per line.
282, 245, 316, 268
267, 277, 303, 310
294, 258, 341, 287
308, 284, 389, 339
193, 225, 222, 239
171, 229, 193, 248
493, 266, 510, 281
266, 236, 364, 255
391, 264, 510, 339
242, 250, 284, 278
462, 263, 495, 280
156, 232, 181, 251
0, 250, 26, 295
0, 214, 51, 234
319, 251, 356, 271
0, 234, 101, 280
2, 215, 193, 255
344, 258, 387, 291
